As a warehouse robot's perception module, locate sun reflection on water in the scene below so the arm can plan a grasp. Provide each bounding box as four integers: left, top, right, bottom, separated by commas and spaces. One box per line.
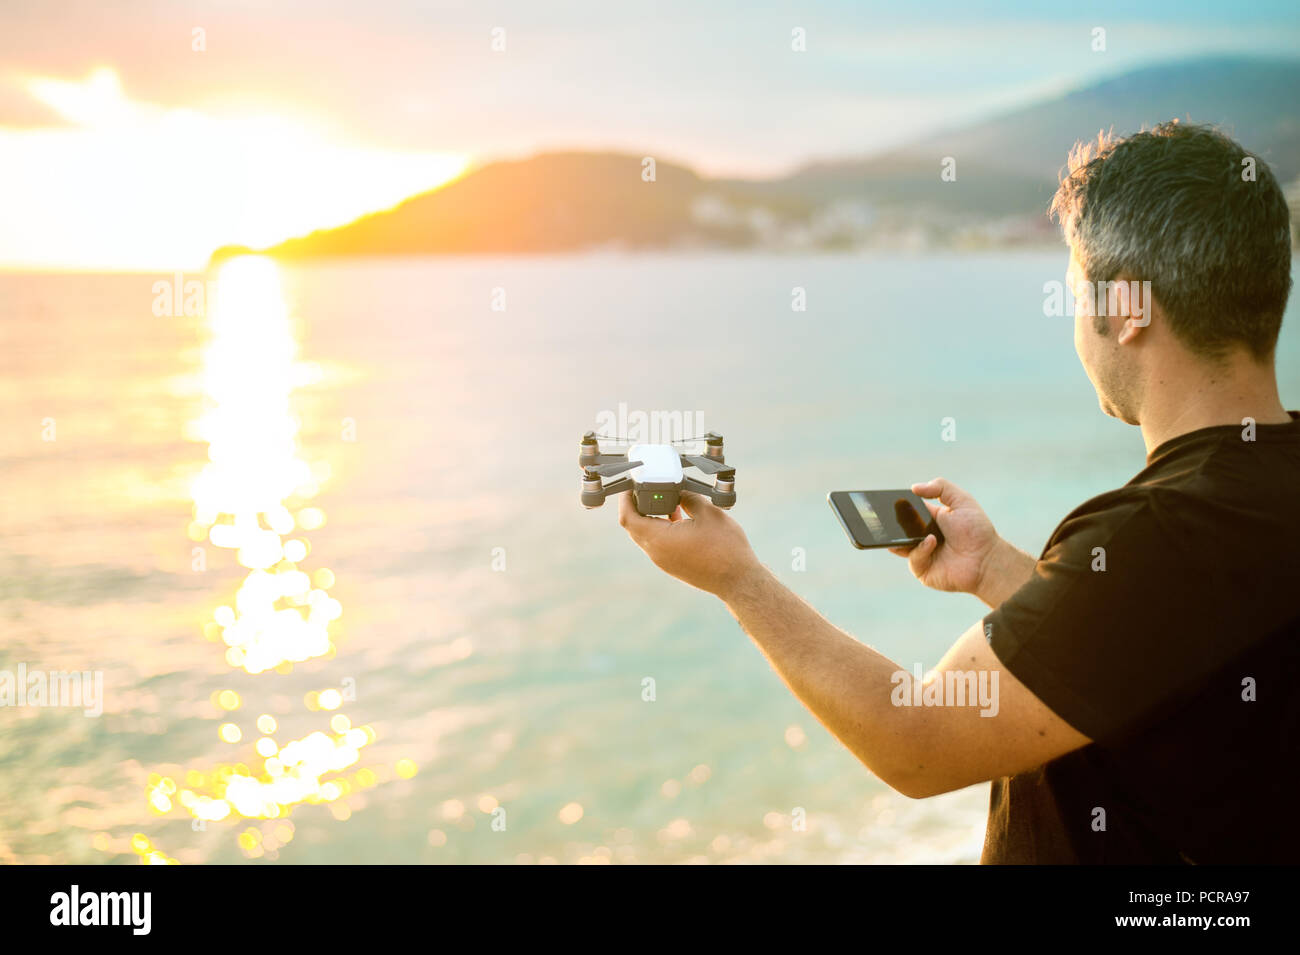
186, 256, 340, 674
133, 256, 412, 864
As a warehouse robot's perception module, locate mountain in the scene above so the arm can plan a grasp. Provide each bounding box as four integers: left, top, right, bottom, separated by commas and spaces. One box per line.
241, 153, 789, 259
790, 57, 1300, 193
896, 56, 1300, 182
212, 56, 1300, 262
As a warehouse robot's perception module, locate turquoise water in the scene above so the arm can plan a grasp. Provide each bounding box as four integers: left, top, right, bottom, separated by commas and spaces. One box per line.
2, 251, 1297, 864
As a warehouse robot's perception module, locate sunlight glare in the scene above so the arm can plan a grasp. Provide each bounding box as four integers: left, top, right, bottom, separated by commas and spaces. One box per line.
190, 256, 337, 674
0, 68, 466, 270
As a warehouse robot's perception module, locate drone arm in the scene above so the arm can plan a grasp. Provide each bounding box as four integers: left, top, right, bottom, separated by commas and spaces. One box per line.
581, 475, 633, 508
684, 476, 736, 509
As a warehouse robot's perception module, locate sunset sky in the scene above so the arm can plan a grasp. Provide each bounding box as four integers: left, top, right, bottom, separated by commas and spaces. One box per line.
1, 0, 1298, 270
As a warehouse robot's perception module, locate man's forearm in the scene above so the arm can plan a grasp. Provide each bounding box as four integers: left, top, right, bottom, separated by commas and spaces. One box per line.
974, 538, 1036, 608
719, 564, 933, 796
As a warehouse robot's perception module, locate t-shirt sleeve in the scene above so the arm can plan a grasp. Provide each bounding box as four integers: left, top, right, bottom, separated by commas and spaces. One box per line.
983, 491, 1219, 743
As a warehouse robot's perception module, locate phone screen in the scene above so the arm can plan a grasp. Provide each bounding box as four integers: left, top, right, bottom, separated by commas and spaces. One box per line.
829, 490, 940, 549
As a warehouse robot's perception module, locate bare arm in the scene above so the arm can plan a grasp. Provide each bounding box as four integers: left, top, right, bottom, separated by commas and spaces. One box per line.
618, 490, 1090, 798
720, 562, 1088, 797
972, 537, 1037, 608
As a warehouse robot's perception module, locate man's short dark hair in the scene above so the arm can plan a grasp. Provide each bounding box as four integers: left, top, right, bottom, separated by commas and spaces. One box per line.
1050, 121, 1293, 361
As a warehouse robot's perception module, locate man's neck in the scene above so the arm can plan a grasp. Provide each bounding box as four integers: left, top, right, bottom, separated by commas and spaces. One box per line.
1138, 352, 1289, 454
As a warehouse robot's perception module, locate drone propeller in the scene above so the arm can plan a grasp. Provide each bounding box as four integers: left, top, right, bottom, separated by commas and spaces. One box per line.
681, 454, 733, 475
585, 459, 643, 478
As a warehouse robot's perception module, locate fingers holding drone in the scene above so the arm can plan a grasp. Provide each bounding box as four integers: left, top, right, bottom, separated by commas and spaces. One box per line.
618, 491, 655, 535
677, 490, 717, 520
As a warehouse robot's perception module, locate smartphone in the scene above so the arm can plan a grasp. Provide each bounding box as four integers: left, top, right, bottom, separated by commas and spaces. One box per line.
827, 489, 944, 550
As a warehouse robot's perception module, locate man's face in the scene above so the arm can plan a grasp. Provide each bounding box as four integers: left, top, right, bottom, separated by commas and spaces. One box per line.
1068, 248, 1141, 424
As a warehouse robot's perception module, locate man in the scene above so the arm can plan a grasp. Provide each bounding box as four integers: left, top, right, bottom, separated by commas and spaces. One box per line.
618, 122, 1299, 864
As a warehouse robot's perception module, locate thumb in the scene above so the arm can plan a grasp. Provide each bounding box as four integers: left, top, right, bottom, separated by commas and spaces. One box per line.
912, 477, 971, 510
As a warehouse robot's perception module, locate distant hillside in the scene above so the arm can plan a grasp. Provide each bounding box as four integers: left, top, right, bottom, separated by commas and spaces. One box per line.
791, 57, 1300, 192
257, 153, 782, 257
212, 55, 1300, 262
900, 57, 1300, 181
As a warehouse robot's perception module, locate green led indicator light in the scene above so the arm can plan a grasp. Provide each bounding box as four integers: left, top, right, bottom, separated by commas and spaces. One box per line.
654, 494, 663, 499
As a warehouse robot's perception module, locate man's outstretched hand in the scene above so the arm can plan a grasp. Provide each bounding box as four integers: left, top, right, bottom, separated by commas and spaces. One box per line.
618, 491, 763, 598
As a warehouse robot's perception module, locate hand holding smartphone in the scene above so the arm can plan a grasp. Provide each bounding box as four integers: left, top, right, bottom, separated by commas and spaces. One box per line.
827, 489, 944, 550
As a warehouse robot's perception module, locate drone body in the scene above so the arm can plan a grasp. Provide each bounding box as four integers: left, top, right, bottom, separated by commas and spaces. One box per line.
579, 431, 736, 516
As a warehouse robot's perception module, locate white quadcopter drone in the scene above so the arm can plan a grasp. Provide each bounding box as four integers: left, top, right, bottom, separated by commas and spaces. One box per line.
578, 431, 737, 516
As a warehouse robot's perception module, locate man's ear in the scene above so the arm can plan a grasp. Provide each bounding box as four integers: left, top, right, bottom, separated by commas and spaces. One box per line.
1117, 315, 1146, 345
1111, 274, 1151, 345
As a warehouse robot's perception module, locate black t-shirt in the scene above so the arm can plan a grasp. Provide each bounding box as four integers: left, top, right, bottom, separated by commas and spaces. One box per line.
981, 412, 1300, 864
